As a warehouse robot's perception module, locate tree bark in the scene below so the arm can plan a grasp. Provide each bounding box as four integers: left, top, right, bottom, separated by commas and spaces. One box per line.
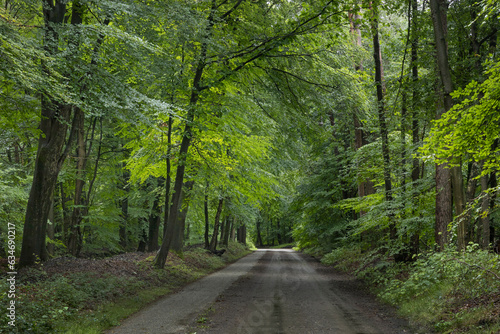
163, 116, 172, 239
222, 215, 231, 246
171, 180, 195, 252
119, 163, 130, 250
410, 0, 421, 257
430, 0, 465, 250
209, 197, 224, 252
68, 107, 85, 256
19, 0, 71, 267
480, 164, 490, 249
256, 219, 263, 247
204, 182, 210, 249
350, 8, 375, 216
220, 218, 226, 245
370, 2, 395, 240
148, 177, 163, 251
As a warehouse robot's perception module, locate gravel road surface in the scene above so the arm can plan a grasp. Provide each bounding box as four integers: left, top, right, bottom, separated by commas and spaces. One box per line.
108, 249, 411, 334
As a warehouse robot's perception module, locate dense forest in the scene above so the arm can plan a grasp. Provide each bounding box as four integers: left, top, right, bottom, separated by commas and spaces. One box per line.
1, 0, 500, 332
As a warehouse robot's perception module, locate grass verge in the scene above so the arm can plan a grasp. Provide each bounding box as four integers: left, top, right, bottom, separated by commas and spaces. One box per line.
0, 241, 251, 334
317, 243, 500, 333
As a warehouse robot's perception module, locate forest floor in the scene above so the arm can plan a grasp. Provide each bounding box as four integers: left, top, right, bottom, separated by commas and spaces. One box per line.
0, 242, 251, 333
107, 249, 413, 334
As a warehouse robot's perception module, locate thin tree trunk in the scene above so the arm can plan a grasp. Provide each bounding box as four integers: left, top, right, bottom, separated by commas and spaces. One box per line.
370, 2, 395, 240
209, 198, 224, 252
119, 163, 130, 250
204, 182, 210, 249
480, 164, 490, 249
148, 177, 163, 251
230, 221, 236, 241
68, 107, 85, 256
220, 218, 226, 245
256, 219, 263, 247
137, 224, 148, 252
223, 215, 231, 246
163, 116, 172, 239
410, 0, 421, 256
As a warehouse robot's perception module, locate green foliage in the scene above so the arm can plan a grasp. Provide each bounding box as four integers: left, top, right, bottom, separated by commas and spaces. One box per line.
422, 61, 500, 173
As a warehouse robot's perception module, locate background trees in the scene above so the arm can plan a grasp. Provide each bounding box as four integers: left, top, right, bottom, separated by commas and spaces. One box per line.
0, 0, 498, 272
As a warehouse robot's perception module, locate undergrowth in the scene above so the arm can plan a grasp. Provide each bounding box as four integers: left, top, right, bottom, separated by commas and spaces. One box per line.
320, 243, 500, 333
0, 241, 251, 334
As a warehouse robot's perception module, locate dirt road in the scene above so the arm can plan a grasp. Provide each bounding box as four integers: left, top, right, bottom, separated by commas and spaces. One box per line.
108, 249, 411, 334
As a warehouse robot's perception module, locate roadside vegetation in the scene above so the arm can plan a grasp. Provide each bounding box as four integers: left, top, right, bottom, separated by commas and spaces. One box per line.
313, 244, 500, 333
0, 241, 250, 334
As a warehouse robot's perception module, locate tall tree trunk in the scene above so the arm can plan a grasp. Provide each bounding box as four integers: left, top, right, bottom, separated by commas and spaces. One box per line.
171, 180, 195, 252
465, 162, 480, 242
68, 107, 85, 256
209, 198, 224, 252
19, 1, 71, 267
223, 215, 231, 246
220, 218, 226, 245
230, 220, 236, 241
154, 22, 211, 268
204, 182, 210, 249
137, 224, 148, 252
277, 220, 283, 245
430, 0, 464, 250
148, 177, 163, 251
163, 116, 172, 240
480, 164, 490, 249
370, 2, 395, 240
410, 0, 421, 257
350, 8, 375, 215
256, 219, 263, 247
119, 163, 130, 250
47, 199, 55, 256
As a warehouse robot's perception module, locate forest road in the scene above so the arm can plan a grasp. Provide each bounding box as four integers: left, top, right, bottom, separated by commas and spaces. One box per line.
107, 249, 411, 334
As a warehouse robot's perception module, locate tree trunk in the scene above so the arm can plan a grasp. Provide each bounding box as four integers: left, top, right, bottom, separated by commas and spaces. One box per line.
204, 182, 210, 249
256, 219, 263, 247
370, 2, 395, 240
410, 0, 421, 257
171, 180, 195, 252
209, 198, 224, 252
430, 0, 456, 249
237, 224, 247, 245
153, 0, 218, 269
19, 0, 71, 268
47, 199, 55, 256
222, 215, 231, 246
465, 162, 480, 242
148, 178, 163, 251
230, 222, 236, 241
480, 164, 490, 249
119, 164, 130, 250
163, 116, 172, 240
220, 218, 226, 245
137, 224, 147, 252
350, 8, 375, 216
68, 107, 85, 256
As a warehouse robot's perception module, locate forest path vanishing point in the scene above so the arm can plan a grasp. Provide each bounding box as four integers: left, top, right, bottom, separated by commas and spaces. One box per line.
107, 249, 411, 334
